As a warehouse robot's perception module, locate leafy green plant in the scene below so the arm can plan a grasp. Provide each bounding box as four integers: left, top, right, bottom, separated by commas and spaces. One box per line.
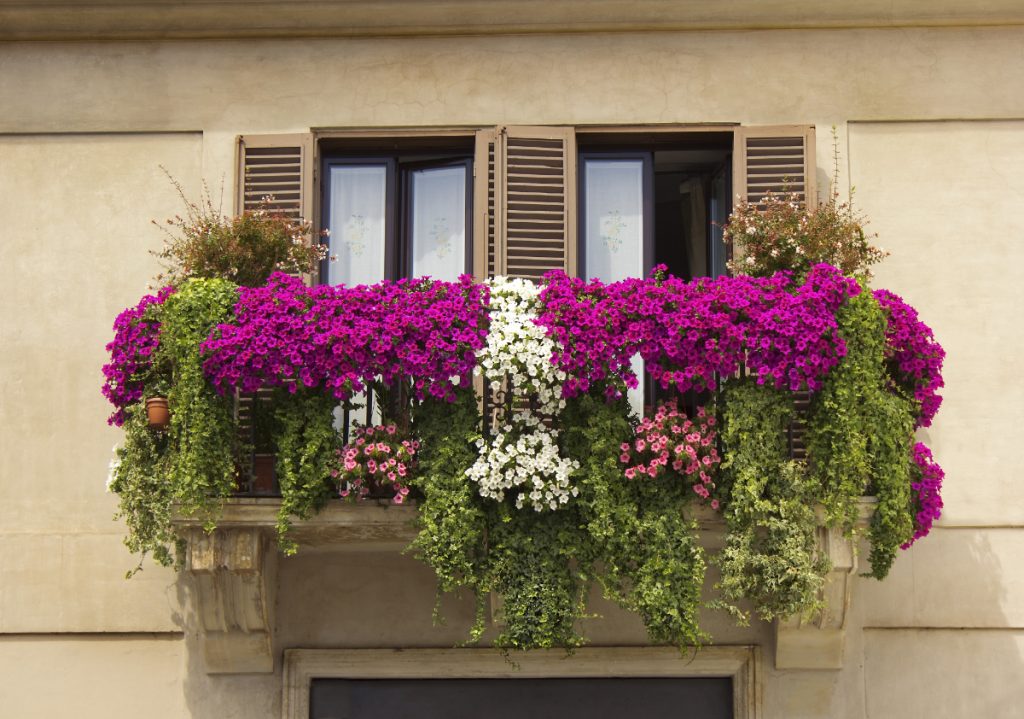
717, 377, 828, 622
409, 390, 489, 636
158, 279, 242, 527
108, 404, 181, 573
806, 287, 915, 577
153, 173, 326, 287
273, 389, 342, 553
563, 393, 707, 649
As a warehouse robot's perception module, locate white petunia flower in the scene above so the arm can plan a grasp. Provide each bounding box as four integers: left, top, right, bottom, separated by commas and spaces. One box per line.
468, 277, 580, 511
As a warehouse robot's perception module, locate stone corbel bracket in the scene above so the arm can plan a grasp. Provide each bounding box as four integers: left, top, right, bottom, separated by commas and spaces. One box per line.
184, 525, 277, 674
174, 500, 417, 674
774, 499, 876, 670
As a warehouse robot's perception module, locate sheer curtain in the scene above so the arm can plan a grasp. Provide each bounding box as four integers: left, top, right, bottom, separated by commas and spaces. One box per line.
327, 165, 387, 288
583, 158, 646, 417
410, 165, 466, 281
326, 164, 387, 428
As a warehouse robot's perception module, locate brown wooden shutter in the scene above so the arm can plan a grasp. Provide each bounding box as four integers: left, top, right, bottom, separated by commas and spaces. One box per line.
733, 125, 817, 207
236, 133, 315, 222
234, 134, 315, 490
473, 128, 499, 281
473, 126, 577, 280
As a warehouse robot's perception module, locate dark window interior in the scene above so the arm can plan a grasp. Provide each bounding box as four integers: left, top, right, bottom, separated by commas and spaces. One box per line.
309, 677, 734, 719
577, 131, 733, 281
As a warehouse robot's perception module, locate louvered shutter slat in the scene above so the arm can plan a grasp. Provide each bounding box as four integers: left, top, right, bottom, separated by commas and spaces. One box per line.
236, 134, 313, 223
733, 126, 817, 208
499, 127, 576, 280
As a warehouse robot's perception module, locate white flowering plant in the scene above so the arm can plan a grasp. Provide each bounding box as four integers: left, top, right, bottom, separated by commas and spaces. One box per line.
467, 277, 580, 511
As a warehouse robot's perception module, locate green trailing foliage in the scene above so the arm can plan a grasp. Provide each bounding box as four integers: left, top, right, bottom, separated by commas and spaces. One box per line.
717, 377, 828, 622
159, 279, 241, 528
486, 508, 590, 652
862, 389, 915, 578
408, 390, 709, 653
806, 289, 880, 527
108, 404, 182, 573
562, 393, 707, 649
108, 278, 240, 570
273, 389, 343, 553
806, 288, 915, 578
409, 391, 487, 606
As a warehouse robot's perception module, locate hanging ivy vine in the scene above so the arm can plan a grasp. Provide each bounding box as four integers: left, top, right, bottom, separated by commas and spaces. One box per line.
805, 287, 915, 578
159, 279, 241, 527
717, 377, 827, 622
108, 403, 181, 573
273, 389, 342, 553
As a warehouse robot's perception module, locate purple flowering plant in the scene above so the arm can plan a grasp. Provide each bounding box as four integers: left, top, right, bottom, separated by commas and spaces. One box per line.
902, 443, 944, 548
101, 286, 175, 426
200, 272, 489, 403
873, 289, 945, 428
537, 263, 860, 399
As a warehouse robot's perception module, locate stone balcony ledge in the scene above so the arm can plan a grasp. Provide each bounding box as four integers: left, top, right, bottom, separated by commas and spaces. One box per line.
171, 497, 876, 674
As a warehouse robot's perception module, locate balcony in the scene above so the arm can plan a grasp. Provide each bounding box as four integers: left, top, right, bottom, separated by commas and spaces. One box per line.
105, 264, 943, 675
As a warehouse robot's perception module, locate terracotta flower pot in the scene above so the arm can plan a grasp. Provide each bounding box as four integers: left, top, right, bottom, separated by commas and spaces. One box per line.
145, 397, 170, 429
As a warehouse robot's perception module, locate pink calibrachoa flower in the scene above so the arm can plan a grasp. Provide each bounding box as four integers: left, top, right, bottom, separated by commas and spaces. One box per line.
101, 285, 175, 426
620, 401, 722, 507
333, 424, 419, 504
902, 443, 944, 548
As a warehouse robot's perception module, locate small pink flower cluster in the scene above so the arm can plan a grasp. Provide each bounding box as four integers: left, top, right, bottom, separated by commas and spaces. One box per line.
101, 286, 175, 426
619, 402, 722, 508
333, 424, 419, 504
873, 289, 945, 428
901, 442, 944, 548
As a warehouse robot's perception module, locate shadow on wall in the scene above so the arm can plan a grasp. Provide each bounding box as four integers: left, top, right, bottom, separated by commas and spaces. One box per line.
860, 527, 1024, 719
178, 569, 282, 718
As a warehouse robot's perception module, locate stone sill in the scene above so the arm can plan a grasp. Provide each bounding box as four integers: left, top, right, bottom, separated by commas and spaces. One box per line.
171, 497, 876, 674
172, 496, 876, 550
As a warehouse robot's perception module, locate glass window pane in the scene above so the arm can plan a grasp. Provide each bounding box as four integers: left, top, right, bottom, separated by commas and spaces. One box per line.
583, 158, 647, 418
327, 164, 387, 287
410, 165, 467, 281
583, 159, 645, 283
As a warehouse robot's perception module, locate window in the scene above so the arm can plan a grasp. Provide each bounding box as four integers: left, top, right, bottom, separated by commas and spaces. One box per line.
574, 132, 735, 414
235, 125, 816, 286
319, 139, 474, 285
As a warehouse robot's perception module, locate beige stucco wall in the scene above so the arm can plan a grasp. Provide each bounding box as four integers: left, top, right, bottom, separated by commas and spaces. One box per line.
1, 22, 1023, 718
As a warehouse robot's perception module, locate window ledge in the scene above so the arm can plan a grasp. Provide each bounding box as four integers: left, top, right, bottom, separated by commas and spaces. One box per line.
171, 497, 876, 674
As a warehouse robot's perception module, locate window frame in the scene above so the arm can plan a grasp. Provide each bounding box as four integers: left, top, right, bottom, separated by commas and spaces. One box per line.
318, 140, 475, 285
319, 155, 398, 285
283, 647, 762, 719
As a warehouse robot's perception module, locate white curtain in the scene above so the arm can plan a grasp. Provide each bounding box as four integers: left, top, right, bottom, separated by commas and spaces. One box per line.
583, 159, 645, 282
327, 165, 387, 288
411, 165, 466, 281
583, 158, 646, 418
